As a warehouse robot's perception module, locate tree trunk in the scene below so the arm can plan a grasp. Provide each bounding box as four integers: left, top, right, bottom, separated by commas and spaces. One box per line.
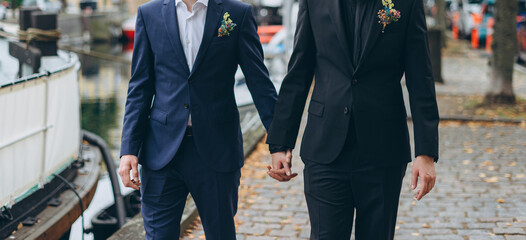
435, 0, 447, 48
485, 0, 518, 104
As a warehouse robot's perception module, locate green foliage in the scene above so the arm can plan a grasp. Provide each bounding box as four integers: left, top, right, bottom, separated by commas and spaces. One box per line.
9, 0, 24, 9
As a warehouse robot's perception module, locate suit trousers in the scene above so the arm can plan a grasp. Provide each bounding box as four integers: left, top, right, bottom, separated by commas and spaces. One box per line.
140, 134, 241, 240
303, 118, 407, 240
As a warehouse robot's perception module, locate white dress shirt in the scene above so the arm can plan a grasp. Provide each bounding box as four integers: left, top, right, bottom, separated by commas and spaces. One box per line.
176, 0, 208, 70
176, 0, 208, 125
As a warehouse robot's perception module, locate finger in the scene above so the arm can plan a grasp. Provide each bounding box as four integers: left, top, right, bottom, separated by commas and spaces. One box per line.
281, 173, 298, 182
269, 169, 298, 181
272, 157, 283, 170
267, 165, 272, 171
411, 167, 418, 190
426, 175, 435, 195
417, 173, 429, 200
119, 165, 131, 188
129, 180, 140, 190
282, 161, 292, 176
286, 150, 292, 163
131, 162, 140, 185
267, 171, 285, 181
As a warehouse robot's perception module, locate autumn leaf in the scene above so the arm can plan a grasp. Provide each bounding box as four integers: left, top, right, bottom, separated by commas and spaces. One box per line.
482, 160, 493, 166
483, 177, 499, 183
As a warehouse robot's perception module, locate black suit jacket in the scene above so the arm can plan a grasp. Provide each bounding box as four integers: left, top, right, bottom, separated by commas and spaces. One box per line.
266, 0, 439, 166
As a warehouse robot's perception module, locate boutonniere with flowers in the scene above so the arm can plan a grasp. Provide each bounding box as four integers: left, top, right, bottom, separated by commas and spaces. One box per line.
377, 0, 401, 33
218, 12, 237, 37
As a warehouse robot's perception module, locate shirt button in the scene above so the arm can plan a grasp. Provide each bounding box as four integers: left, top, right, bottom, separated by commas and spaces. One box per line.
184, 104, 189, 109
352, 79, 359, 85
343, 107, 349, 115
186, 40, 190, 44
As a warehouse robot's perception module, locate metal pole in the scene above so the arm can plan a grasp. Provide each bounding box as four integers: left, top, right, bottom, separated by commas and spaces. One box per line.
82, 130, 127, 228
39, 77, 49, 187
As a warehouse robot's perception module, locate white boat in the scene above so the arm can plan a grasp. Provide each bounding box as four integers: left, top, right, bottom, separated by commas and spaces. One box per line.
0, 30, 102, 239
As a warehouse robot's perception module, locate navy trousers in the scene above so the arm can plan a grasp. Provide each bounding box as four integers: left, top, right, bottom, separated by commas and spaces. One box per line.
304, 118, 408, 240
140, 134, 241, 240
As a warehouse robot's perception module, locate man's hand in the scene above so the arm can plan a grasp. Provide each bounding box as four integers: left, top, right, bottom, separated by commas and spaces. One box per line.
118, 155, 141, 190
411, 155, 436, 200
267, 149, 298, 182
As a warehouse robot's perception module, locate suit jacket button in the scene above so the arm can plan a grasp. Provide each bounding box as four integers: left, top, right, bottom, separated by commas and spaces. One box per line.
344, 107, 349, 115
352, 79, 358, 85
184, 104, 189, 109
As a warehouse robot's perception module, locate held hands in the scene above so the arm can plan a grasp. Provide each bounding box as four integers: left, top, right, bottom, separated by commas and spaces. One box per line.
118, 155, 142, 190
267, 149, 298, 182
411, 155, 436, 200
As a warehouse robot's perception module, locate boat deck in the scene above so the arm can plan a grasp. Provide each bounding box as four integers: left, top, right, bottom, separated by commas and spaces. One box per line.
8, 142, 101, 239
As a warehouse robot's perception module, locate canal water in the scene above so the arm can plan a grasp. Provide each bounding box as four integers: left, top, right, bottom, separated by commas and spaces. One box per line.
69, 42, 133, 240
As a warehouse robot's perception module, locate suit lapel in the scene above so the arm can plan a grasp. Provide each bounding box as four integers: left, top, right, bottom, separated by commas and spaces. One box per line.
354, 0, 383, 74
162, 0, 190, 74
189, 0, 223, 78
328, 0, 354, 71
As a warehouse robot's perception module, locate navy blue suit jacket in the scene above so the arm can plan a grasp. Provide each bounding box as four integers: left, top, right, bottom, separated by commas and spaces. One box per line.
120, 0, 277, 172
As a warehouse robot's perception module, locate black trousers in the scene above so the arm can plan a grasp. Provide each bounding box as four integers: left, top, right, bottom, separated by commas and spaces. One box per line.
140, 134, 241, 240
303, 118, 407, 240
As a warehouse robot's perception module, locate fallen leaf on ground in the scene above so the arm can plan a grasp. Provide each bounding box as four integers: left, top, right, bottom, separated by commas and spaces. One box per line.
484, 177, 499, 183
482, 160, 493, 166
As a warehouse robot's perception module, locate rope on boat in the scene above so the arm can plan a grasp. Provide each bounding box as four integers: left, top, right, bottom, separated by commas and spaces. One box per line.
0, 28, 61, 49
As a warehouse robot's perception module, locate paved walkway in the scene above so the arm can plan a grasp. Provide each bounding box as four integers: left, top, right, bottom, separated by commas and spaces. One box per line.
182, 40, 526, 240
435, 41, 526, 98
182, 118, 526, 240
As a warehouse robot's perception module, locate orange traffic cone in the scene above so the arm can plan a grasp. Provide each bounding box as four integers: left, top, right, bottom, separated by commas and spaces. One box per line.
452, 12, 460, 40
471, 14, 482, 49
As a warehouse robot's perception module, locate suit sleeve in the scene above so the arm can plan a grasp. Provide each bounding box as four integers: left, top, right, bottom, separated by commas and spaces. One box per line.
238, 5, 278, 131
404, 0, 440, 162
265, 0, 316, 149
120, 6, 155, 157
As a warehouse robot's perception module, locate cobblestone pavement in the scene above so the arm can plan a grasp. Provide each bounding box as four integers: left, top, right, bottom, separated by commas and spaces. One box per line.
181, 40, 526, 240
182, 118, 526, 240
